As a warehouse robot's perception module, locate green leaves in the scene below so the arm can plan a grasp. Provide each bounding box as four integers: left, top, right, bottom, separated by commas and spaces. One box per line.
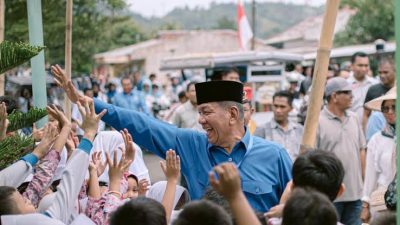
0, 41, 45, 74
7, 108, 48, 132
0, 134, 34, 170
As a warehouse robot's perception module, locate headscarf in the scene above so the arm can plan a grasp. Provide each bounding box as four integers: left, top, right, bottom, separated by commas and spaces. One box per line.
146, 181, 190, 210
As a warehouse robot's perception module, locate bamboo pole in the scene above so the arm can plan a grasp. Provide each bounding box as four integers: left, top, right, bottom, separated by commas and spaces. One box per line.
27, 0, 47, 128
64, 0, 72, 120
300, 0, 341, 153
0, 0, 5, 96
395, 0, 400, 223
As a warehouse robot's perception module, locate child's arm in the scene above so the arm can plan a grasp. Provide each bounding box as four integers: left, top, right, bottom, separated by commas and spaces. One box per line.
210, 163, 261, 225
160, 149, 181, 223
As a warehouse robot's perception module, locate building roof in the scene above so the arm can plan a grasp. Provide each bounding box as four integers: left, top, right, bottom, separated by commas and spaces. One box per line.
265, 8, 356, 45
93, 29, 270, 64
304, 42, 396, 60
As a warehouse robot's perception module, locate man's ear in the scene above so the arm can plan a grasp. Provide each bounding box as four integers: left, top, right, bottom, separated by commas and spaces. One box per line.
336, 183, 345, 198
229, 106, 240, 125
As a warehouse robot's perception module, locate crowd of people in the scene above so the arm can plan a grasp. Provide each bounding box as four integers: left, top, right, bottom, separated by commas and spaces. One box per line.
0, 50, 397, 225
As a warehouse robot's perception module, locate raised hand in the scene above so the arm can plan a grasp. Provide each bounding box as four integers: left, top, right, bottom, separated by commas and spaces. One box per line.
209, 163, 242, 201
0, 102, 9, 141
46, 104, 71, 129
91, 151, 107, 177
51, 64, 82, 103
76, 98, 107, 141
160, 149, 180, 183
138, 179, 150, 196
120, 129, 135, 163
32, 123, 59, 159
106, 150, 132, 195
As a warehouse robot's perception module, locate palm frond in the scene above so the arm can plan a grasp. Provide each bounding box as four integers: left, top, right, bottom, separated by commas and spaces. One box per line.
7, 107, 47, 132
0, 41, 45, 74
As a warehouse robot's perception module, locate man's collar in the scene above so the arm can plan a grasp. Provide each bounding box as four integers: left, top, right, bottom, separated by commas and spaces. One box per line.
323, 107, 349, 120
208, 127, 251, 152
270, 119, 296, 131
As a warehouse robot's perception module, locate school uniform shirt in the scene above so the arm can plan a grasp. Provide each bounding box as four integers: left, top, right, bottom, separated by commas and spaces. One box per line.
93, 98, 292, 212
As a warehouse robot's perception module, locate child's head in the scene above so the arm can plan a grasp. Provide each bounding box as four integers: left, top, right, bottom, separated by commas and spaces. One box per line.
282, 188, 337, 225
172, 200, 232, 225
109, 197, 166, 225
292, 150, 345, 201
0, 186, 36, 217
126, 174, 139, 199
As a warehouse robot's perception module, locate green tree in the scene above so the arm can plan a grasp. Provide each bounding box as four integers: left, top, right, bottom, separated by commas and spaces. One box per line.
335, 0, 395, 46
214, 16, 236, 30
5, 0, 145, 74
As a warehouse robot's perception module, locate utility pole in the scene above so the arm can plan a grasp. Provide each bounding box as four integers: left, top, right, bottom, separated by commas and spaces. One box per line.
0, 0, 5, 96
251, 0, 256, 50
27, 0, 47, 128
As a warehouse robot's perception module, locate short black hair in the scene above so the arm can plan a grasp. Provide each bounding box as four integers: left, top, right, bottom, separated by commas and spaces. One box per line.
282, 188, 337, 225
0, 96, 19, 114
127, 174, 138, 184
178, 91, 186, 99
186, 81, 198, 92
110, 197, 166, 225
351, 51, 368, 64
221, 67, 239, 78
272, 91, 294, 107
371, 211, 396, 225
211, 67, 240, 81
202, 187, 232, 218
121, 76, 132, 84
292, 150, 344, 201
172, 200, 232, 225
0, 186, 18, 217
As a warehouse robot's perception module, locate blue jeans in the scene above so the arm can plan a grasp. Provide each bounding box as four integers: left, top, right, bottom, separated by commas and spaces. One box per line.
334, 200, 362, 225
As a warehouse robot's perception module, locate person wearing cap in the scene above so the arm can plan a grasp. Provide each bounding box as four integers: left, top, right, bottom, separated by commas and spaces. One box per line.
52, 65, 292, 213
360, 87, 396, 223
316, 77, 367, 225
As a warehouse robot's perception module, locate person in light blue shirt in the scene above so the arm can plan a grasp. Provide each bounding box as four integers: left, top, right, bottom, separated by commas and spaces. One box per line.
52, 68, 293, 213
112, 76, 150, 115
366, 111, 386, 142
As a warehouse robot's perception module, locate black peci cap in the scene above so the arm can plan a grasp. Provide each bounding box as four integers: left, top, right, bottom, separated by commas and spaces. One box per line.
195, 81, 244, 105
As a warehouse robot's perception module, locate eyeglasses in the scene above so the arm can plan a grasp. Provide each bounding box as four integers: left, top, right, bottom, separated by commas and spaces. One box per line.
382, 105, 396, 113
336, 90, 352, 95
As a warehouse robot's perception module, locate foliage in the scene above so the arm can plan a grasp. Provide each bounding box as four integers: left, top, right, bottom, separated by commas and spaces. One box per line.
7, 108, 47, 132
0, 41, 45, 74
5, 0, 146, 74
0, 134, 34, 169
335, 0, 395, 46
130, 2, 324, 39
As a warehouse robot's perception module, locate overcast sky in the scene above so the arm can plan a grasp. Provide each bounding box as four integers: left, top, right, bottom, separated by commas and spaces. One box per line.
127, 0, 325, 18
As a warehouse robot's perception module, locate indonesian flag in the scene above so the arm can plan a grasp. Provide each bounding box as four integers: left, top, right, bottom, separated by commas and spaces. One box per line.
237, 0, 253, 51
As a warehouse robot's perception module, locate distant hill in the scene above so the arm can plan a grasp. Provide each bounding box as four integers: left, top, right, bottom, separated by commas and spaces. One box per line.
129, 2, 324, 39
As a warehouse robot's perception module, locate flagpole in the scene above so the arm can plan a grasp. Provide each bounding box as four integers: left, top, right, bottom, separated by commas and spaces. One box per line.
0, 0, 4, 96
395, 0, 400, 223
65, 0, 73, 120
300, 0, 340, 153
251, 0, 256, 50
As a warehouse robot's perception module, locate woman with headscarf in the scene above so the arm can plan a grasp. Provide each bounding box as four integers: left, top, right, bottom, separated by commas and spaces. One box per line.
361, 87, 397, 222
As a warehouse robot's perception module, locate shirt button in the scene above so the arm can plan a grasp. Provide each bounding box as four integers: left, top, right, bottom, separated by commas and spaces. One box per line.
256, 188, 260, 193
228, 158, 233, 162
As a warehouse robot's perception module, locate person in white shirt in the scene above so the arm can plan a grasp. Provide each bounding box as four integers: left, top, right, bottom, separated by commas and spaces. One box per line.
361, 87, 397, 223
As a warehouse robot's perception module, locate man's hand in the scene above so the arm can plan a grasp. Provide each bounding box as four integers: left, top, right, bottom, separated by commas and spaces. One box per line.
360, 204, 371, 223
209, 163, 242, 201
51, 64, 82, 103
160, 149, 180, 183
120, 129, 135, 163
46, 104, 71, 129
77, 98, 107, 142
0, 102, 9, 141
32, 123, 59, 159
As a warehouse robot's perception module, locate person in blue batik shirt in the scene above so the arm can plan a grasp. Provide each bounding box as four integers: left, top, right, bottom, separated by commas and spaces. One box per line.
52, 65, 292, 213
112, 76, 150, 115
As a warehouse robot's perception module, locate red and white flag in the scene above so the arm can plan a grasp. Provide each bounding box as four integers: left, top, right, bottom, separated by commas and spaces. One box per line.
237, 0, 253, 51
